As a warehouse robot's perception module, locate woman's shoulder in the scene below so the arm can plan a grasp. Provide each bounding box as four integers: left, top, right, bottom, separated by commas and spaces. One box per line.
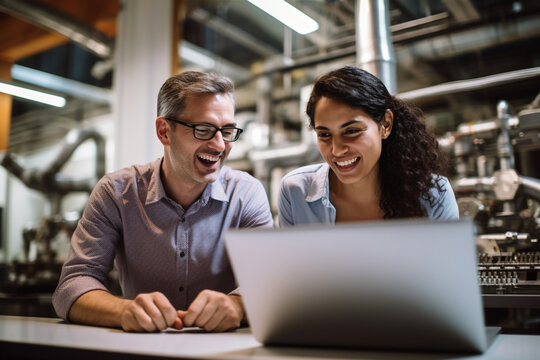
280, 163, 329, 202
282, 163, 328, 183
431, 174, 452, 191
424, 174, 459, 220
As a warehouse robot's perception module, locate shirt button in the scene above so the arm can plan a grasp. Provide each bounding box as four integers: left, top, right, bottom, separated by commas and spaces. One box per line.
181, 217, 185, 223
178, 286, 184, 292
180, 251, 185, 258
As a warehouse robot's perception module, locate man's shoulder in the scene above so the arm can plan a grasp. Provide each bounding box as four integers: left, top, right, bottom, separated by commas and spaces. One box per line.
219, 165, 260, 185
98, 159, 159, 192
216, 166, 268, 206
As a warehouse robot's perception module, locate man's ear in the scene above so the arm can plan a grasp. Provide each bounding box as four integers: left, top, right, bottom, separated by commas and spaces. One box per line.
156, 117, 171, 146
381, 110, 394, 139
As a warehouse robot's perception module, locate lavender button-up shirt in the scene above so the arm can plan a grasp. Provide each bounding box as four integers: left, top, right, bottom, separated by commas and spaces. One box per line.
52, 158, 273, 320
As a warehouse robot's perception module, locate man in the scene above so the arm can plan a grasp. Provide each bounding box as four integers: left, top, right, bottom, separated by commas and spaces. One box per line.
52, 71, 273, 332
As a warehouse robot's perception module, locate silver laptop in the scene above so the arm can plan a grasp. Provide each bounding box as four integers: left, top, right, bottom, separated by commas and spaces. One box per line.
225, 219, 496, 353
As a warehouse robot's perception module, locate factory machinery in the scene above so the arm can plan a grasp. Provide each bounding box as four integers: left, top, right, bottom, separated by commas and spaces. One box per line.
0, 128, 106, 317
440, 96, 540, 329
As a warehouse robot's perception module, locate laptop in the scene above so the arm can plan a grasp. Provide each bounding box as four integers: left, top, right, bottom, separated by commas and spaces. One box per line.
225, 218, 497, 353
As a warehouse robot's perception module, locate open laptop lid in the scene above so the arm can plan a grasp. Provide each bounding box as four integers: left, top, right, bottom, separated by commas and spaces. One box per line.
225, 219, 488, 353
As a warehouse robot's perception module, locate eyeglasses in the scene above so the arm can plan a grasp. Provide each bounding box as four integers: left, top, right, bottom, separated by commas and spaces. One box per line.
164, 117, 243, 142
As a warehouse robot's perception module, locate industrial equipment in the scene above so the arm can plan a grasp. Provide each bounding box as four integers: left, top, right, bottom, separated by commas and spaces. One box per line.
440, 96, 540, 329
0, 127, 105, 315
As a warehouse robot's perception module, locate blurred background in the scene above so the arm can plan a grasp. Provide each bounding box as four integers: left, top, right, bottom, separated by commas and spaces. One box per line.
0, 0, 539, 331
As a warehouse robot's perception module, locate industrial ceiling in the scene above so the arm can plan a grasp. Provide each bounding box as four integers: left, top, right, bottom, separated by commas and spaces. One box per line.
1, 0, 539, 153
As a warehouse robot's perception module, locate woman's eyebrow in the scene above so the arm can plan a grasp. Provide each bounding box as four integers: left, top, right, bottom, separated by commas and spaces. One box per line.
340, 120, 362, 128
315, 120, 363, 131
314, 125, 329, 130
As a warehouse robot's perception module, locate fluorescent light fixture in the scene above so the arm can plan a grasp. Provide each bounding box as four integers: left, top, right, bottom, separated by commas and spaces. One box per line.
0, 82, 66, 107
247, 0, 319, 35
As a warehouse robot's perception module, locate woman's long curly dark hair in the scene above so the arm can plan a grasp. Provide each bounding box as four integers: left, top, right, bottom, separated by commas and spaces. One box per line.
306, 66, 448, 218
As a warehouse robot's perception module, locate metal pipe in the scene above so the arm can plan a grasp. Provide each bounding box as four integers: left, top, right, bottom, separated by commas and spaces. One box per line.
455, 117, 519, 136
189, 8, 277, 58
454, 176, 494, 194
248, 86, 321, 193
496, 101, 515, 171
399, 67, 540, 100
355, 0, 396, 93
11, 65, 112, 104
1, 127, 106, 194
0, 0, 113, 58
521, 176, 540, 201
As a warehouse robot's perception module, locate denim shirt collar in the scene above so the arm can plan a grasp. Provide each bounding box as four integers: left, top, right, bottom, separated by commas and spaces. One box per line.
305, 163, 331, 204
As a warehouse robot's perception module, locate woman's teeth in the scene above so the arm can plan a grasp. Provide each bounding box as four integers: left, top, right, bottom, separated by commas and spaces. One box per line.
198, 154, 220, 162
336, 158, 358, 167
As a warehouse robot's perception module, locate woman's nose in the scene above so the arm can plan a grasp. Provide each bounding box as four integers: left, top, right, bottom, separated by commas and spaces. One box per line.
332, 137, 348, 156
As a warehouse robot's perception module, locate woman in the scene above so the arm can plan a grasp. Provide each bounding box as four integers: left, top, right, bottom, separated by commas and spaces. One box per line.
278, 66, 458, 226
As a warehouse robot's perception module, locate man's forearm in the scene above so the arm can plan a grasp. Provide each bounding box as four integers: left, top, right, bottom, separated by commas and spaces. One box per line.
68, 289, 129, 328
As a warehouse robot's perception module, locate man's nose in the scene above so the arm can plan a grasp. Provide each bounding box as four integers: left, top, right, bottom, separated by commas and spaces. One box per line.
208, 130, 226, 151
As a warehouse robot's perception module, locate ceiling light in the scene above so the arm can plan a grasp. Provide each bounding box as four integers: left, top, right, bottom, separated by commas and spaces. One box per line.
247, 0, 319, 35
0, 82, 66, 107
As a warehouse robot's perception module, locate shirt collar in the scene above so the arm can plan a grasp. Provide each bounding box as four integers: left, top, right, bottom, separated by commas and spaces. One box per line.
146, 158, 167, 205
305, 163, 331, 203
146, 158, 229, 206
202, 172, 229, 204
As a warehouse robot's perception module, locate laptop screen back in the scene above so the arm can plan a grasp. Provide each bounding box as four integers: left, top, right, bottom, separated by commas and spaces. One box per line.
225, 219, 487, 353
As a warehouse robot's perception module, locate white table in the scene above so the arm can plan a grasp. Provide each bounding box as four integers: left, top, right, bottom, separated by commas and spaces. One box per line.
1, 315, 539, 359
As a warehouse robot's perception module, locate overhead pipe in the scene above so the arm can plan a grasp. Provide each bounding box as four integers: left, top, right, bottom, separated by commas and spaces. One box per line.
0, 0, 113, 58
11, 65, 112, 104
355, 0, 396, 94
399, 67, 540, 101
1, 127, 106, 196
236, 12, 540, 90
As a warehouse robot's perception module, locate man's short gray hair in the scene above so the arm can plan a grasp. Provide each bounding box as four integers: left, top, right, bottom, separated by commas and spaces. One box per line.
157, 71, 235, 119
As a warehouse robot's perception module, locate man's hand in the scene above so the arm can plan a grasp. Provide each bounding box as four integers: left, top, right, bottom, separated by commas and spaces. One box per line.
120, 292, 183, 332
177, 290, 245, 332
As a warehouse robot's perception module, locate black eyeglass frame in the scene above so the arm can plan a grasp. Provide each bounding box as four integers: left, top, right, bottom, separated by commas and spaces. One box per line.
164, 117, 243, 142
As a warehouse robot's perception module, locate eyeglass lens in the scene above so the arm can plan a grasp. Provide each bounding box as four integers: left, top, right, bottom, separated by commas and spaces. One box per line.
193, 124, 240, 142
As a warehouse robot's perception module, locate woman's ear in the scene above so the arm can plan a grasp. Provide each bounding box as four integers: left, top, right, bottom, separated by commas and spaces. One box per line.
381, 110, 394, 139
156, 117, 171, 146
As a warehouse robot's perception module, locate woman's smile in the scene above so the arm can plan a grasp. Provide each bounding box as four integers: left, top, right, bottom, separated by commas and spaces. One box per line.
334, 157, 359, 172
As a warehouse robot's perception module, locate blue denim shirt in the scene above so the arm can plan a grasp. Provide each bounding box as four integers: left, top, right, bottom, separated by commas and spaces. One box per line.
278, 163, 459, 226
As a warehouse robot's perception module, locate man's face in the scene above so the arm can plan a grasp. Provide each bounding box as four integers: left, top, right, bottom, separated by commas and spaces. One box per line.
164, 93, 236, 187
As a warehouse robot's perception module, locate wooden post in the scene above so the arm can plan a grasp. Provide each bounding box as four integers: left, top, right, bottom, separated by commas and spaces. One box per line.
0, 59, 12, 152
171, 0, 186, 75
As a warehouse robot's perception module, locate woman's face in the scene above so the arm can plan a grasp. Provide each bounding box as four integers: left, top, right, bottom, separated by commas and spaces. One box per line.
313, 97, 392, 186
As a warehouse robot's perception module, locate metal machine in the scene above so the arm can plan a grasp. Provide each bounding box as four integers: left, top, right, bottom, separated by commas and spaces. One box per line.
0, 127, 105, 296
440, 96, 540, 329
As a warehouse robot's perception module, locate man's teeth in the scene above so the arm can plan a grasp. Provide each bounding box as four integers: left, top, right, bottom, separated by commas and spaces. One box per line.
336, 158, 358, 167
198, 154, 220, 162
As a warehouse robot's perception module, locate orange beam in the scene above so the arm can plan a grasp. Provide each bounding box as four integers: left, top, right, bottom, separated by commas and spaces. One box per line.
0, 60, 12, 152
172, 0, 188, 75
0, 0, 119, 62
